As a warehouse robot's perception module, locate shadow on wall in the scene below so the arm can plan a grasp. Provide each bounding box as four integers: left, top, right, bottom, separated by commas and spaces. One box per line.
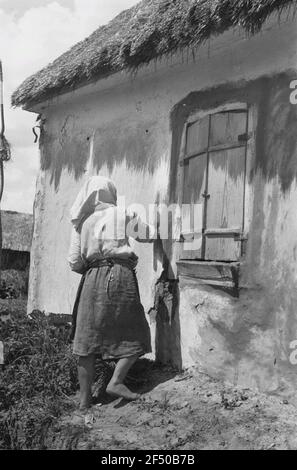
40, 115, 90, 191
92, 121, 163, 176
149, 190, 182, 369
151, 235, 182, 370
40, 115, 164, 191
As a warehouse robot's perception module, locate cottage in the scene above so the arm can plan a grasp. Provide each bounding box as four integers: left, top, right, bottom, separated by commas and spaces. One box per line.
1, 210, 32, 272
0, 210, 33, 298
12, 0, 297, 397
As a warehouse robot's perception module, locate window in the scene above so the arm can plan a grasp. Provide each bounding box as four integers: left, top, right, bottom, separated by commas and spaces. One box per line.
179, 105, 250, 262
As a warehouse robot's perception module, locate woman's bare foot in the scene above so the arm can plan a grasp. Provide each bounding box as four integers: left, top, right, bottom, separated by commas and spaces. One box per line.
106, 381, 141, 400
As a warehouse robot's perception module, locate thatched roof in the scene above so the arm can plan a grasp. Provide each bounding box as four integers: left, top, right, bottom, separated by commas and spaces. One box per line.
12, 0, 297, 108
1, 211, 33, 252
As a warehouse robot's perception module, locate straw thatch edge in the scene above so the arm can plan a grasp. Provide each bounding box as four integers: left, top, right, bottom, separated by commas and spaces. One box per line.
12, 0, 297, 108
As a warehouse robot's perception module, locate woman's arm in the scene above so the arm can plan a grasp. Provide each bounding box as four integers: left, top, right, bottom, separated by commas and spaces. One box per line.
68, 227, 87, 274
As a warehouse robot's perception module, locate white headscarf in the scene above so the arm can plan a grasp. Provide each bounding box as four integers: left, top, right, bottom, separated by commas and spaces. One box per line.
70, 176, 117, 230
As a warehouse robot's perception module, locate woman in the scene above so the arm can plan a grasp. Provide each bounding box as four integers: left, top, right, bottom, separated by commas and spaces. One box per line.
68, 176, 154, 410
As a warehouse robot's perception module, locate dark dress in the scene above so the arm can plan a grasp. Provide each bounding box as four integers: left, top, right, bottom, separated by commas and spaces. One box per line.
72, 259, 152, 359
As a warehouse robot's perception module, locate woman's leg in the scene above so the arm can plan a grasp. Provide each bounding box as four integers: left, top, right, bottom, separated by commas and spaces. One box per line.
78, 354, 95, 410
106, 354, 140, 400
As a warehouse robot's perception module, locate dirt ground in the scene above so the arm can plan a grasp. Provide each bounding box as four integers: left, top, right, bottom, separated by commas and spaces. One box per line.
50, 362, 297, 451
2, 298, 297, 451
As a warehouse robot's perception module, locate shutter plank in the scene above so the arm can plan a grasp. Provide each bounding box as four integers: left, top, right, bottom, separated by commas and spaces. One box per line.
205, 147, 246, 261
186, 116, 209, 157
180, 154, 206, 259
210, 111, 247, 147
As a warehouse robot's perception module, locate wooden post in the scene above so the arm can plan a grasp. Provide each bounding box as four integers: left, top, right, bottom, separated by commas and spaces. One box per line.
0, 60, 10, 277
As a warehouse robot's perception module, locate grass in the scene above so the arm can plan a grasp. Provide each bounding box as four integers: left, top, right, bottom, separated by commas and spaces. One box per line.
0, 307, 78, 449
0, 269, 29, 299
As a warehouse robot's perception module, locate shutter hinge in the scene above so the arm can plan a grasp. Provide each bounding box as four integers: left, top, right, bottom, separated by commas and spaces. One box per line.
238, 132, 251, 143
234, 233, 248, 242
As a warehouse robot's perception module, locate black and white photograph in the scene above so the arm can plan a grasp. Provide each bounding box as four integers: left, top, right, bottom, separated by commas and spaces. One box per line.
1, 0, 297, 457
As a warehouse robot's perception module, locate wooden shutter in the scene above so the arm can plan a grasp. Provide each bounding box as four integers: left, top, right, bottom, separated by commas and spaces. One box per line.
204, 110, 248, 261
180, 117, 208, 259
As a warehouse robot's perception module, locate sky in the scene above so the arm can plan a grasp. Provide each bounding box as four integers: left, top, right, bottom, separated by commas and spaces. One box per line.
0, 0, 139, 214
